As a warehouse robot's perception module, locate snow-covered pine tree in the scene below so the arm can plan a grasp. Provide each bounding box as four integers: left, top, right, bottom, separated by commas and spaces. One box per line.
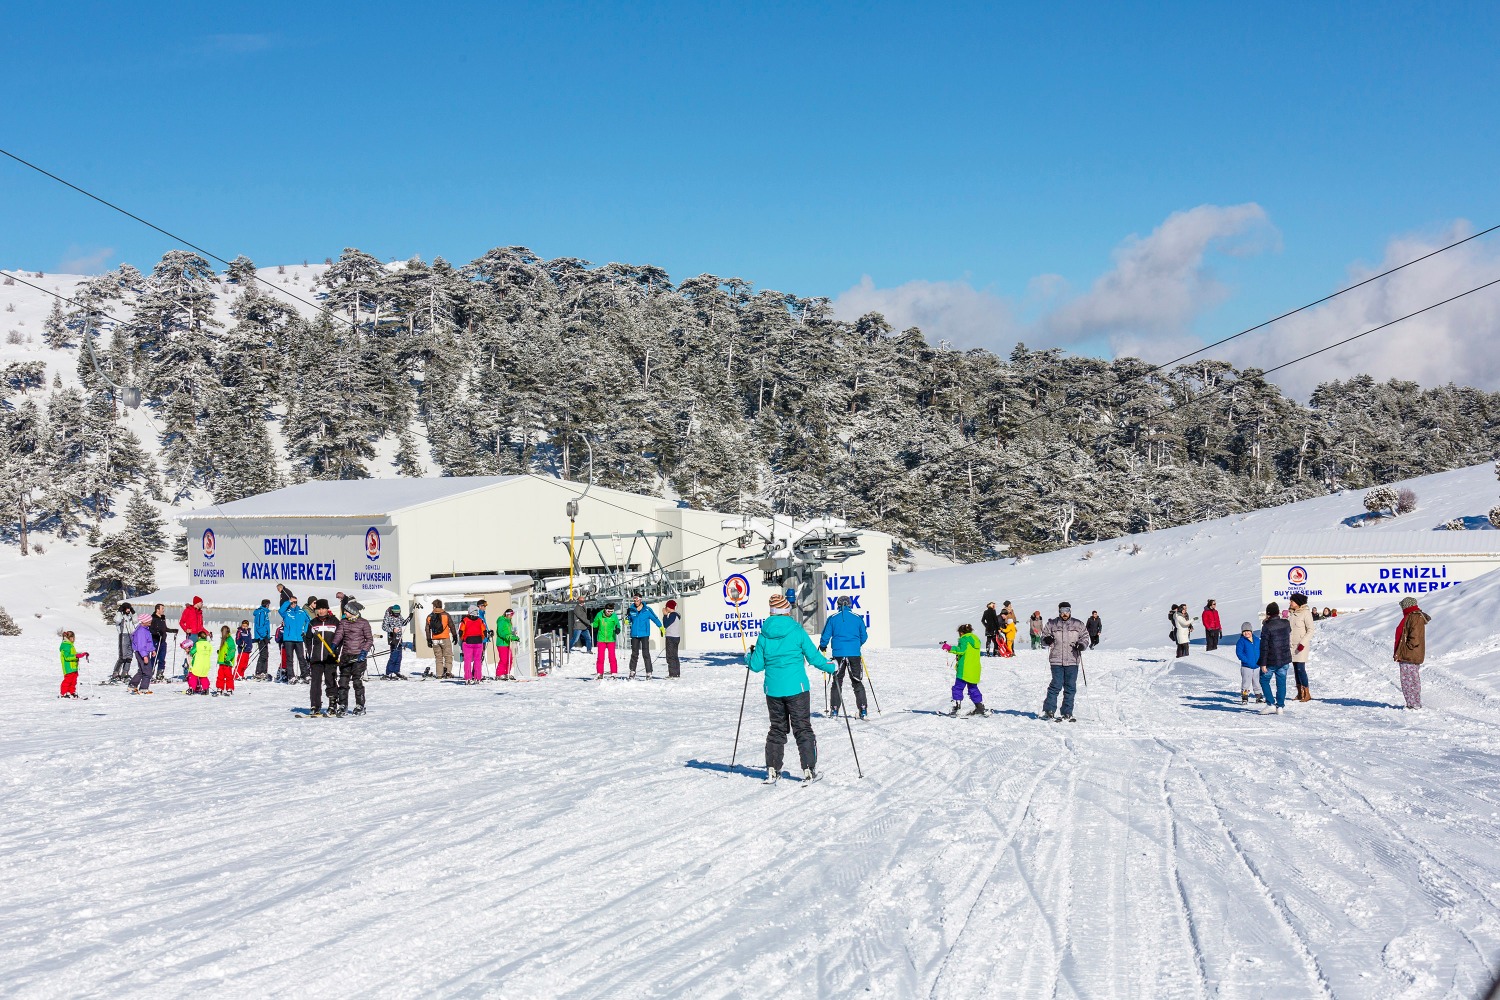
86, 529, 155, 619
0, 399, 51, 555
1364, 486, 1400, 516
43, 299, 70, 349
124, 491, 166, 554
0, 604, 20, 635
226, 255, 257, 285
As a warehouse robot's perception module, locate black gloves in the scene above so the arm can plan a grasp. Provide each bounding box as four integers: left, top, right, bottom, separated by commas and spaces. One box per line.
1042, 635, 1055, 646
1072, 642, 1086, 656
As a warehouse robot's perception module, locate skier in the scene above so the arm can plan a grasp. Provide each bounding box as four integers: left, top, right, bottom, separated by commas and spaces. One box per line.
625, 596, 661, 678
279, 594, 311, 683
1171, 605, 1192, 658
214, 625, 237, 695
306, 599, 341, 714
458, 606, 486, 684
1257, 602, 1292, 714
186, 630, 213, 695
981, 602, 1001, 657
1235, 622, 1261, 704
149, 603, 169, 681
662, 600, 683, 678
819, 595, 869, 720
1041, 602, 1089, 721
747, 593, 835, 785
568, 598, 594, 653
333, 600, 373, 715
1287, 593, 1317, 701
233, 620, 252, 679
59, 631, 85, 698
179, 596, 206, 678
1085, 611, 1102, 649
425, 599, 455, 679
943, 624, 986, 716
593, 604, 621, 678
252, 599, 273, 680
494, 608, 520, 680
1393, 596, 1429, 709
110, 602, 135, 682
128, 613, 156, 694
382, 604, 411, 679
275, 625, 287, 681
1202, 599, 1222, 652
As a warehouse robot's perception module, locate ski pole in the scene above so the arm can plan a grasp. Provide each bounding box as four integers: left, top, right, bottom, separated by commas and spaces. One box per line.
861, 656, 881, 714
730, 666, 751, 767
842, 698, 864, 778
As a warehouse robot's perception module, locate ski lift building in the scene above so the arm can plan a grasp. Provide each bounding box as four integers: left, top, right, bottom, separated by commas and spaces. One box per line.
1261, 530, 1500, 612
176, 477, 892, 651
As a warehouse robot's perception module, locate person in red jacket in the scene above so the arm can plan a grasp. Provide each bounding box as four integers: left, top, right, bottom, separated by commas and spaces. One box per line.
1202, 599, 1223, 652
458, 607, 487, 684
178, 597, 206, 679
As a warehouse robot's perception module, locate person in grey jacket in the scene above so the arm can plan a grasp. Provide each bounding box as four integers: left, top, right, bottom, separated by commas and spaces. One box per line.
332, 600, 374, 716
110, 603, 136, 682
1041, 602, 1090, 721
568, 599, 594, 653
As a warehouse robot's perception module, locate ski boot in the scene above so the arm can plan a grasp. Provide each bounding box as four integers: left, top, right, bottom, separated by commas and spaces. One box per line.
968, 704, 989, 717
1058, 714, 1076, 723
329, 705, 346, 718
1041, 710, 1055, 720
946, 701, 962, 717
763, 767, 779, 785
801, 767, 821, 785
1241, 691, 1249, 705
859, 709, 868, 720
350, 705, 366, 716
308, 709, 326, 718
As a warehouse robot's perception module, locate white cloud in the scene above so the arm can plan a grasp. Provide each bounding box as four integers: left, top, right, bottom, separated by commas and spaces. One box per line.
57, 246, 115, 274
831, 275, 1019, 350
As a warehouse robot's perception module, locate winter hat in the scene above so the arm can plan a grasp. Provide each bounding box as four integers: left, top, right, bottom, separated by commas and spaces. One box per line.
1058, 602, 1071, 611
1265, 602, 1280, 617
137, 613, 152, 626
1240, 621, 1253, 633
389, 605, 400, 612
1400, 596, 1419, 610
665, 600, 677, 610
316, 599, 330, 611
1289, 593, 1308, 608
768, 593, 792, 613
192, 596, 203, 605
344, 600, 364, 617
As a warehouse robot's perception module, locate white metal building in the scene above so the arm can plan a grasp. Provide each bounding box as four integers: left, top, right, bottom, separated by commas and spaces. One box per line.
1261, 530, 1500, 611
176, 476, 892, 651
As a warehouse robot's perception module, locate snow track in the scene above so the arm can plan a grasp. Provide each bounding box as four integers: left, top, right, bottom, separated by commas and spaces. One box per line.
3, 633, 1500, 998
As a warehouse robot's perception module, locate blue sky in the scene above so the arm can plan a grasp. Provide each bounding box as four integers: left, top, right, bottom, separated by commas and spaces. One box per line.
3, 1, 1499, 378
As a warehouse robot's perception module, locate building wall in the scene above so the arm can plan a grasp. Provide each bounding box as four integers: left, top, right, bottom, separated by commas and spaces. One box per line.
183, 516, 399, 599
1261, 553, 1500, 611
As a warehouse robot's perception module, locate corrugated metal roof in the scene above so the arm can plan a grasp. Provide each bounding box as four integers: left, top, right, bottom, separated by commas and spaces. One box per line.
177, 476, 528, 519
1262, 530, 1500, 558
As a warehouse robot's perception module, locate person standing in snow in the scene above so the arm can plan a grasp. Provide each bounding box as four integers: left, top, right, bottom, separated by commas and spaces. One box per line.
1171, 605, 1193, 658
943, 624, 987, 716
59, 631, 86, 698
820, 595, 870, 720
110, 603, 136, 682
186, 630, 214, 694
1394, 596, 1429, 709
279, 594, 311, 683
306, 600, 341, 714
458, 607, 487, 684
425, 600, 455, 679
150, 603, 169, 681
214, 625, 237, 695
1029, 611, 1045, 649
1085, 611, 1102, 649
592, 604, 622, 677
748, 593, 836, 785
382, 604, 411, 679
1235, 622, 1261, 704
981, 602, 1002, 657
252, 599, 273, 680
625, 596, 662, 679
1041, 602, 1090, 722
129, 613, 157, 694
568, 598, 594, 653
178, 596, 206, 678
494, 608, 520, 680
662, 600, 683, 678
1257, 601, 1292, 714
233, 620, 252, 679
1287, 593, 1316, 701
1202, 600, 1222, 652
333, 600, 373, 715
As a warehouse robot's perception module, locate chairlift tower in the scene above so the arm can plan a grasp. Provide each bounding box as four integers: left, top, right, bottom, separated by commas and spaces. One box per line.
725, 514, 864, 630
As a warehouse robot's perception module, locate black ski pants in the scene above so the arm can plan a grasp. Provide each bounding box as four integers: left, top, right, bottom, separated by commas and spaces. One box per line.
1205, 629, 1221, 652
254, 638, 270, 676
309, 660, 338, 712
829, 656, 868, 715
1043, 665, 1079, 717
984, 630, 1000, 656
284, 641, 308, 679
337, 656, 366, 710
664, 636, 681, 677
765, 691, 816, 772
629, 636, 652, 674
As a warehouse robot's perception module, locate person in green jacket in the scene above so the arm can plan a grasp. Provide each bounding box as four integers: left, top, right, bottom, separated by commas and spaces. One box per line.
186, 630, 214, 695
494, 608, 518, 680
59, 631, 86, 698
214, 624, 237, 695
943, 624, 987, 716
592, 604, 621, 677
747, 593, 836, 784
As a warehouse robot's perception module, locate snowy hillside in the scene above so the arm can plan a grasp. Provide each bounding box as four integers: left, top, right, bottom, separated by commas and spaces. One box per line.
893, 461, 1500, 649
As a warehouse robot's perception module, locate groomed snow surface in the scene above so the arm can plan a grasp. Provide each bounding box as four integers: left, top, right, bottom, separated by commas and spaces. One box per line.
4, 622, 1500, 998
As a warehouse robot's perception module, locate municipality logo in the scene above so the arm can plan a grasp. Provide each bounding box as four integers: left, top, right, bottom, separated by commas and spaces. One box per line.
365, 527, 382, 561
1287, 565, 1308, 587
724, 574, 750, 607
201, 528, 216, 560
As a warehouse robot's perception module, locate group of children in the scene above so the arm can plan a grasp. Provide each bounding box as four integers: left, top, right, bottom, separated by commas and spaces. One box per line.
60, 623, 246, 698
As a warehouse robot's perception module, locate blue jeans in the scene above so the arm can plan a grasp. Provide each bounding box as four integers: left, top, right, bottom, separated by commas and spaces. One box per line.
1044, 665, 1079, 716
386, 641, 403, 675
1260, 666, 1288, 707
569, 629, 593, 652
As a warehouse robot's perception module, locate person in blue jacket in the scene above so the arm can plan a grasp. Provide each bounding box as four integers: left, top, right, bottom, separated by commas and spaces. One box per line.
279, 595, 311, 683
819, 595, 870, 719
1235, 621, 1262, 705
252, 599, 273, 680
625, 596, 662, 679
748, 593, 836, 785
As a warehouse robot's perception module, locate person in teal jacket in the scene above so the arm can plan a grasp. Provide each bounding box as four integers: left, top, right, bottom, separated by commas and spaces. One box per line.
747, 593, 835, 784
943, 624, 986, 716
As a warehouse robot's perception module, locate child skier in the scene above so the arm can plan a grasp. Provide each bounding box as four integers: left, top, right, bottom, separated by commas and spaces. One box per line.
59, 631, 86, 698
1029, 611, 1044, 649
233, 620, 252, 679
186, 630, 214, 694
592, 604, 621, 678
274, 624, 288, 683
1000, 616, 1017, 657
215, 625, 237, 695
1235, 622, 1261, 704
942, 624, 987, 717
